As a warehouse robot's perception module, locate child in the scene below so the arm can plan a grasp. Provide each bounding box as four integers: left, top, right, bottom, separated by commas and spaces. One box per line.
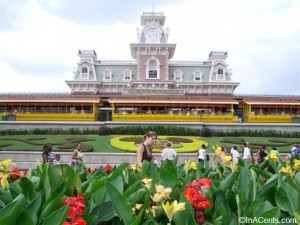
53, 154, 61, 164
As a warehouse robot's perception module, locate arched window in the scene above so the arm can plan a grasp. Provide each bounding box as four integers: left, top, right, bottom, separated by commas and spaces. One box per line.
217, 68, 224, 80
146, 57, 160, 79
174, 69, 183, 81
103, 69, 112, 82
193, 70, 202, 82
123, 69, 132, 81
80, 67, 89, 79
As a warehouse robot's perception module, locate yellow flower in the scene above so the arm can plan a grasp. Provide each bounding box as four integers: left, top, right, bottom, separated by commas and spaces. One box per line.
129, 164, 142, 172
141, 178, 152, 189
215, 147, 222, 156
281, 165, 295, 176
0, 159, 12, 170
270, 153, 279, 163
0, 173, 9, 188
162, 200, 186, 222
133, 203, 143, 213
222, 155, 232, 164
184, 160, 197, 171
293, 159, 300, 170
151, 205, 158, 217
152, 185, 172, 202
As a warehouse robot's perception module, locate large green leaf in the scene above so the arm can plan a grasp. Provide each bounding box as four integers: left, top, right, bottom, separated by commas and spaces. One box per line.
27, 190, 43, 224
86, 180, 108, 213
217, 171, 235, 193
245, 198, 265, 217
129, 187, 150, 205
89, 201, 115, 225
106, 182, 134, 225
18, 177, 37, 203
39, 189, 65, 222
252, 207, 280, 225
213, 191, 231, 223
252, 201, 276, 217
42, 205, 68, 225
276, 176, 299, 216
0, 194, 26, 225
159, 166, 181, 188
130, 208, 145, 225
51, 164, 82, 196
275, 187, 296, 216
237, 166, 251, 205
42, 184, 66, 210
142, 161, 160, 183
106, 163, 129, 183
294, 172, 300, 186
256, 174, 278, 198
123, 180, 142, 198
16, 210, 35, 225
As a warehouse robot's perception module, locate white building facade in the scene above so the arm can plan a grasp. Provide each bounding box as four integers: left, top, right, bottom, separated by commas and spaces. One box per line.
65, 12, 239, 96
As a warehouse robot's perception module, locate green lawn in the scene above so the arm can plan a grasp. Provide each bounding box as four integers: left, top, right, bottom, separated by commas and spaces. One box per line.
0, 135, 297, 154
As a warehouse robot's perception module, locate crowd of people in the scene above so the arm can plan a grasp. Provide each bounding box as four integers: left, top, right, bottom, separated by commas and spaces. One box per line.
135, 131, 299, 167
42, 143, 83, 166
41, 131, 299, 168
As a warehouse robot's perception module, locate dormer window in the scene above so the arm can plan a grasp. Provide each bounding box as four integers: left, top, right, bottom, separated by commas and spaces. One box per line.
217, 68, 224, 80
123, 69, 132, 81
193, 70, 202, 82
103, 69, 112, 82
174, 69, 183, 81
146, 57, 160, 79
80, 67, 89, 79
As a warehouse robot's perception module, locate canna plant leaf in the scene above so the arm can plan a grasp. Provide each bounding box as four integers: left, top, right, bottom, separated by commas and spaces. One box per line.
106, 182, 134, 225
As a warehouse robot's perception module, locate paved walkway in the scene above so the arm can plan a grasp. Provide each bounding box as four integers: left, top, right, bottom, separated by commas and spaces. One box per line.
1, 151, 288, 170
0, 151, 201, 170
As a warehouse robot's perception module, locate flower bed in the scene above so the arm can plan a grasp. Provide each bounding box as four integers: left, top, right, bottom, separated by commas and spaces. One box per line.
0, 154, 299, 224
110, 135, 207, 153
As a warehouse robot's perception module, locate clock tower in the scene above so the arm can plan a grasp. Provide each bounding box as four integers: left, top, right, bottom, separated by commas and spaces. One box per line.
130, 12, 176, 83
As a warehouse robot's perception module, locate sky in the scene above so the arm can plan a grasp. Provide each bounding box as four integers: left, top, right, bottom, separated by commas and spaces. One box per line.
0, 0, 299, 95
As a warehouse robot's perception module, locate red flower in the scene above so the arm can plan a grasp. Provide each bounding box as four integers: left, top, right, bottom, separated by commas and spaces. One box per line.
195, 210, 204, 223
8, 166, 21, 180
184, 178, 212, 224
104, 164, 112, 174
184, 187, 210, 210
63, 217, 87, 225
193, 199, 211, 210
188, 178, 211, 190
62, 194, 85, 219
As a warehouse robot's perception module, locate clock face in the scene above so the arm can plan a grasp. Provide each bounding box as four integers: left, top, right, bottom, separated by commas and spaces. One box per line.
146, 28, 159, 40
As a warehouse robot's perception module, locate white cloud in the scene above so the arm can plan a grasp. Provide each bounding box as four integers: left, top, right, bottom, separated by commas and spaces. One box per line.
0, 0, 299, 94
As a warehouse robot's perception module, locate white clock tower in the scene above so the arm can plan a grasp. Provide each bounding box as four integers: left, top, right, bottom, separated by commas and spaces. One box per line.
130, 12, 176, 83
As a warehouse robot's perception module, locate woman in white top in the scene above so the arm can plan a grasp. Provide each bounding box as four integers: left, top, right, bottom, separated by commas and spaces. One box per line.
198, 144, 206, 162
71, 143, 84, 166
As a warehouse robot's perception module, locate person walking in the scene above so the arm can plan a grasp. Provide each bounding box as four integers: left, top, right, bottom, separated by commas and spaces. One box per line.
42, 143, 55, 164
197, 144, 207, 162
257, 145, 269, 164
231, 145, 240, 164
71, 143, 84, 166
137, 131, 157, 167
241, 142, 251, 162
161, 142, 177, 161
